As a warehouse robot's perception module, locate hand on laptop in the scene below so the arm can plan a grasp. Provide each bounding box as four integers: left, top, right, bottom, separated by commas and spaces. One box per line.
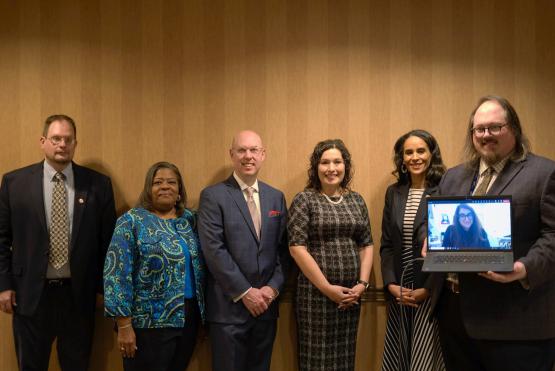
478, 261, 527, 283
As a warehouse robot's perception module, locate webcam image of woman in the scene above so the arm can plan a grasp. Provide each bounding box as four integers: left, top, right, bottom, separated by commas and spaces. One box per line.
442, 204, 490, 248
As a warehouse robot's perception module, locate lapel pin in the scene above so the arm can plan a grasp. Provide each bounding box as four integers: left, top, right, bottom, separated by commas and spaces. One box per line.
78, 198, 85, 204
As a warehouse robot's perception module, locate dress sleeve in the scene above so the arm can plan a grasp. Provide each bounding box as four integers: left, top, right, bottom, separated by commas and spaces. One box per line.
103, 212, 136, 318
288, 192, 311, 247
355, 193, 373, 247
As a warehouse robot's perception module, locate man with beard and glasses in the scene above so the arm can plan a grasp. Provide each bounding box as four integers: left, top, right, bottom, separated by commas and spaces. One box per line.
424, 96, 555, 371
198, 130, 288, 371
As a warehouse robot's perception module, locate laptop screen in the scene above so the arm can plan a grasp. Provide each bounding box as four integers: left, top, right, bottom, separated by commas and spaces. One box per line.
427, 196, 512, 251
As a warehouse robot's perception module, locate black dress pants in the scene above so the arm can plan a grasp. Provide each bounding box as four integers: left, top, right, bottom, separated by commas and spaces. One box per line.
123, 299, 200, 371
437, 289, 555, 371
12, 281, 95, 371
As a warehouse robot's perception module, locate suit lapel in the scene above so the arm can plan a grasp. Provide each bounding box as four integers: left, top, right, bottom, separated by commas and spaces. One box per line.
71, 164, 89, 252
414, 186, 437, 233
30, 163, 48, 235
224, 176, 259, 242
487, 159, 525, 195
453, 167, 476, 195
393, 185, 408, 236
259, 183, 270, 243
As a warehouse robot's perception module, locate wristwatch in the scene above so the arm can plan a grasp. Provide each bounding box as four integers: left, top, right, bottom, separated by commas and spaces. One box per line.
357, 279, 370, 291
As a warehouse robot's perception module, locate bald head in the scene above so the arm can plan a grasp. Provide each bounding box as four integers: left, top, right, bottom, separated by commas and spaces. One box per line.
230, 130, 266, 185
231, 130, 263, 150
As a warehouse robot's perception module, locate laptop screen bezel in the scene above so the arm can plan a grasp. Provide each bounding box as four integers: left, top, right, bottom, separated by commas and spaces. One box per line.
426, 195, 514, 253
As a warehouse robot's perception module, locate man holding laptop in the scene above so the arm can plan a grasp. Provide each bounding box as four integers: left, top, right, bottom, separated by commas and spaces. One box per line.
425, 96, 555, 370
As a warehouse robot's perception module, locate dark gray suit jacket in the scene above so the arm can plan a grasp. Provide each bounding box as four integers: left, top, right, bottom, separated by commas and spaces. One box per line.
0, 161, 116, 316
198, 175, 288, 324
380, 183, 437, 301
430, 153, 555, 340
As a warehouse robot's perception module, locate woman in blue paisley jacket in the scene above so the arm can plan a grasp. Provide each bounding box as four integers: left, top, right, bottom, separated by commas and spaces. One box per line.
104, 162, 205, 371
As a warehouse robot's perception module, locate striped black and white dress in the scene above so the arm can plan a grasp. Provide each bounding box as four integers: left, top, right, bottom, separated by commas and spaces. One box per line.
381, 188, 445, 371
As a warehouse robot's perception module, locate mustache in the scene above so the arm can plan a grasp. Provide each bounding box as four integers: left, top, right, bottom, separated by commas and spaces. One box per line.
480, 138, 497, 145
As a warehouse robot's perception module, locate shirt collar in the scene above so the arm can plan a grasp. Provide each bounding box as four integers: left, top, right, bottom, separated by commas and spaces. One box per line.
44, 161, 73, 181
478, 155, 510, 176
233, 172, 259, 193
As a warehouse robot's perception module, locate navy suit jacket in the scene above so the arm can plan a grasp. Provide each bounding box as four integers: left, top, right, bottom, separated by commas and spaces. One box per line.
430, 153, 555, 340
0, 161, 116, 316
380, 183, 438, 301
198, 175, 288, 324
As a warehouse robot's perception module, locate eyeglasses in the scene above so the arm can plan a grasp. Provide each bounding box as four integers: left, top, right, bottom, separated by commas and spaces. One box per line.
459, 213, 473, 220
45, 136, 75, 146
470, 124, 508, 137
233, 147, 264, 156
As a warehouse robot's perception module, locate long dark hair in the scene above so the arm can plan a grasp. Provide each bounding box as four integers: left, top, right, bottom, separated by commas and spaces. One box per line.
137, 161, 187, 216
392, 129, 445, 187
306, 139, 353, 191
448, 204, 489, 247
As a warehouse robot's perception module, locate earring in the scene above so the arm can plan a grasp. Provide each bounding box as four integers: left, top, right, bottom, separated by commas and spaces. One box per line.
401, 164, 408, 174
176, 195, 181, 201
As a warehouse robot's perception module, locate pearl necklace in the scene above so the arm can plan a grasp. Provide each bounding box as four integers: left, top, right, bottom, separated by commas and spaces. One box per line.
322, 193, 343, 205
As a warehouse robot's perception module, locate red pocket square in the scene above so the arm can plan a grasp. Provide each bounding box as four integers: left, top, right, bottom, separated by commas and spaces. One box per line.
268, 210, 281, 217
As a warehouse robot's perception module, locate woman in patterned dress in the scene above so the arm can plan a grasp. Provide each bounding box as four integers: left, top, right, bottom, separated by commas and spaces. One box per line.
288, 139, 374, 371
104, 162, 204, 371
380, 130, 446, 371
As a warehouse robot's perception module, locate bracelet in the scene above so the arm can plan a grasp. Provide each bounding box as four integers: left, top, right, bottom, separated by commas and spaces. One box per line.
357, 279, 370, 291
118, 323, 132, 330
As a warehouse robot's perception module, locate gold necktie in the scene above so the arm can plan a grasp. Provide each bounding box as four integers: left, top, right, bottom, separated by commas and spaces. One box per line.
49, 172, 69, 269
245, 187, 261, 238
474, 167, 494, 195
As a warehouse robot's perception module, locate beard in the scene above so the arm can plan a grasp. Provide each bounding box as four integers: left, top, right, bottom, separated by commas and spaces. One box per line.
476, 139, 502, 165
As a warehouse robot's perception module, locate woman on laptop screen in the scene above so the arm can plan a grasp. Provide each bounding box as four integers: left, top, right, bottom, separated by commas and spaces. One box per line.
442, 204, 490, 248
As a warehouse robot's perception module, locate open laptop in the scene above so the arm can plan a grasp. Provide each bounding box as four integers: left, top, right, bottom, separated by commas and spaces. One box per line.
422, 195, 513, 272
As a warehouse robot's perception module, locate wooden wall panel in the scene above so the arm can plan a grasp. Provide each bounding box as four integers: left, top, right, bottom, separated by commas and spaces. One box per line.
1, 1, 554, 370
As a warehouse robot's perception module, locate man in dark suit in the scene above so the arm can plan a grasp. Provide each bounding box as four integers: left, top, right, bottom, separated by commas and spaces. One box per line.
427, 96, 555, 371
198, 130, 288, 371
0, 114, 116, 371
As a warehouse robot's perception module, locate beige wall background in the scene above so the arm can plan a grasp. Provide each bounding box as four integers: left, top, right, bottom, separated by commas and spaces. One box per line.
1, 0, 554, 370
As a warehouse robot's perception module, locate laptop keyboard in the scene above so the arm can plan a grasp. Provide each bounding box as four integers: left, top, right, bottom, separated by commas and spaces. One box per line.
433, 255, 505, 264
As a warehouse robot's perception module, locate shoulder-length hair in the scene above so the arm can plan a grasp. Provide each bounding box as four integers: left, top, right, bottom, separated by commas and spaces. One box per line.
463, 95, 531, 167
449, 204, 489, 247
137, 161, 187, 216
392, 129, 446, 187
306, 139, 353, 191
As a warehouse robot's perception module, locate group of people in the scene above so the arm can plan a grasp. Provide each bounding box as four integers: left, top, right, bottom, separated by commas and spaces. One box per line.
0, 94, 553, 371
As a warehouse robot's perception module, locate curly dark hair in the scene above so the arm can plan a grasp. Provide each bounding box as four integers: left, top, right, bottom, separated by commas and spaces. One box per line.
306, 139, 353, 191
392, 129, 446, 187
137, 161, 187, 216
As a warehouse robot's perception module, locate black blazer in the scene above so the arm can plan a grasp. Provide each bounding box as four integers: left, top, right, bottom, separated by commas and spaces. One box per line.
0, 161, 116, 316
198, 175, 288, 324
429, 153, 555, 340
380, 183, 437, 301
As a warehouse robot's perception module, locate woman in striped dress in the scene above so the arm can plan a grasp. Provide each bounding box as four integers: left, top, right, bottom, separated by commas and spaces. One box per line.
380, 130, 446, 371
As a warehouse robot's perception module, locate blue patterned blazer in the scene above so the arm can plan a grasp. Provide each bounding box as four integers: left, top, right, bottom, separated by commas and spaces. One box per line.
104, 207, 205, 328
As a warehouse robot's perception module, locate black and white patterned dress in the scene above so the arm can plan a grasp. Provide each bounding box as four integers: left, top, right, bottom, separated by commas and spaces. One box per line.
381, 188, 445, 371
288, 190, 373, 371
